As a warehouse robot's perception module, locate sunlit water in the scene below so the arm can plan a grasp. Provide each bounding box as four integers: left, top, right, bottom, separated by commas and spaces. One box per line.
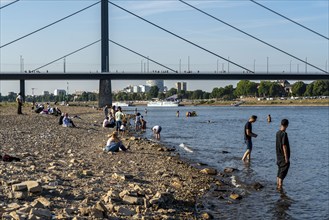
126, 106, 329, 219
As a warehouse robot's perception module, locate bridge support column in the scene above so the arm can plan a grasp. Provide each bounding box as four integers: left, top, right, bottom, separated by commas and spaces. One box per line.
98, 0, 111, 108
99, 80, 112, 107
20, 79, 25, 102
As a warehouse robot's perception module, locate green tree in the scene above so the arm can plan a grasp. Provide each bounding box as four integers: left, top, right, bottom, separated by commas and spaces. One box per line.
269, 82, 285, 97
235, 80, 249, 97
166, 88, 177, 97
258, 81, 272, 97
191, 90, 203, 99
148, 86, 159, 99
158, 92, 166, 100
313, 80, 329, 96
292, 81, 306, 96
304, 83, 314, 96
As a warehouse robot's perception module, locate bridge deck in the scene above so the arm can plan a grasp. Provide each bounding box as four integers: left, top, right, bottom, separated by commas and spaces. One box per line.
1, 72, 328, 80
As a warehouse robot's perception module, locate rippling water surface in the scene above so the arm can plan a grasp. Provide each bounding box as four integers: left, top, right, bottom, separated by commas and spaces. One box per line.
127, 106, 329, 219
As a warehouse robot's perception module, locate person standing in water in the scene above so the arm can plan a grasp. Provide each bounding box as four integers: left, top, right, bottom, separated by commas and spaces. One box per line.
267, 114, 272, 123
242, 115, 258, 162
276, 119, 290, 190
152, 125, 162, 139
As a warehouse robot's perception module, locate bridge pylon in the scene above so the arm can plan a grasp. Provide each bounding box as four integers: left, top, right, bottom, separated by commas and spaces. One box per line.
98, 0, 112, 108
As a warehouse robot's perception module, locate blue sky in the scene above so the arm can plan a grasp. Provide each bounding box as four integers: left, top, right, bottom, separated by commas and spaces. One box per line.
0, 0, 328, 95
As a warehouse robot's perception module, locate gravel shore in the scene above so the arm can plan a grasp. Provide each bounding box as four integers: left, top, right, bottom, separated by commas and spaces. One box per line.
0, 104, 238, 219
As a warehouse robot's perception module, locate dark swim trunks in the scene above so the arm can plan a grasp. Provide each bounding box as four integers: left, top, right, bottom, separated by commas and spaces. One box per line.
245, 140, 252, 151
277, 162, 290, 180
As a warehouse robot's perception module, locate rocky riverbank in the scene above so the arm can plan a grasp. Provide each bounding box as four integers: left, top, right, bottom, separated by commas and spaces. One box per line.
0, 105, 248, 219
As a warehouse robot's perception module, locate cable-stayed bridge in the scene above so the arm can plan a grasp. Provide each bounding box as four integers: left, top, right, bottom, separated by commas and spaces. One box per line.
0, 0, 328, 106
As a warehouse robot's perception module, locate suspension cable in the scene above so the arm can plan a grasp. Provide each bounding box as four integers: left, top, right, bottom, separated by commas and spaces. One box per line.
0, 0, 20, 10
179, 0, 328, 74
249, 0, 328, 40
109, 1, 253, 73
109, 39, 176, 73
0, 1, 100, 49
33, 40, 101, 71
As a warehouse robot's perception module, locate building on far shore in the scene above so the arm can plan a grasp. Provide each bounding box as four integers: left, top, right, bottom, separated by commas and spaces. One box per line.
43, 91, 50, 96
146, 80, 164, 92
277, 80, 292, 94
176, 82, 187, 93
54, 89, 66, 96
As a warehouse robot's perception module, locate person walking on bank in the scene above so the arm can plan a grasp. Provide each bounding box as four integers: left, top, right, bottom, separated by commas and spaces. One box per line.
276, 119, 290, 190
16, 93, 23, 114
242, 115, 258, 162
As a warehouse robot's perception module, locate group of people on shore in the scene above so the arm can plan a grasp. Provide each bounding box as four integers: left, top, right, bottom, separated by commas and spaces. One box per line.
102, 105, 162, 152
242, 115, 291, 190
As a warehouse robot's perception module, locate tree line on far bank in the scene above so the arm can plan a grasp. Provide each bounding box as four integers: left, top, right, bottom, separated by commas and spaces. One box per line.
0, 80, 328, 103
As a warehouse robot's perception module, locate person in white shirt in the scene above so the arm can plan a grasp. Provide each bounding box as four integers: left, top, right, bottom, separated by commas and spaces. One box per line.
115, 107, 124, 132
16, 93, 23, 114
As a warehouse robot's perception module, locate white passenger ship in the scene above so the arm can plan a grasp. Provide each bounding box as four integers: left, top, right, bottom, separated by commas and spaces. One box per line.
147, 100, 180, 107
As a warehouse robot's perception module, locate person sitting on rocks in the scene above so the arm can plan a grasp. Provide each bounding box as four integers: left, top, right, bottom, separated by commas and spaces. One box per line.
62, 113, 76, 127
104, 131, 129, 152
103, 117, 111, 128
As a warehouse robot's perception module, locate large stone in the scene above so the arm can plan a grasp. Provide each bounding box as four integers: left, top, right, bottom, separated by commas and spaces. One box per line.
82, 170, 93, 176
94, 201, 108, 213
23, 181, 42, 193
36, 197, 51, 208
31, 200, 45, 209
112, 173, 126, 181
10, 211, 26, 220
8, 191, 28, 200
90, 208, 104, 219
12, 183, 27, 192
29, 208, 52, 220
6, 203, 21, 211
116, 206, 136, 216
200, 168, 217, 175
122, 195, 142, 205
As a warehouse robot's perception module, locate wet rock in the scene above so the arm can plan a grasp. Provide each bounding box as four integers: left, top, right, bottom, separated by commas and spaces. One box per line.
253, 182, 264, 190
222, 150, 230, 154
197, 162, 208, 166
201, 212, 214, 219
224, 167, 238, 173
230, 193, 242, 200
200, 168, 217, 175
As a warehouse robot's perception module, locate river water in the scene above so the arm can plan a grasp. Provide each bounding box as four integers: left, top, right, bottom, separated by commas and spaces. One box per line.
126, 106, 329, 219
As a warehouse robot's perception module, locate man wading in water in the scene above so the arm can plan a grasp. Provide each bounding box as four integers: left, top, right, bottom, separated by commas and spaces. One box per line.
276, 119, 290, 190
242, 115, 258, 162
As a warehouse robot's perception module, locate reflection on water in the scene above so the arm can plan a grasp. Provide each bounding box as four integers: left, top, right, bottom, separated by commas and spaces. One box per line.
129, 106, 329, 219
272, 190, 293, 220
